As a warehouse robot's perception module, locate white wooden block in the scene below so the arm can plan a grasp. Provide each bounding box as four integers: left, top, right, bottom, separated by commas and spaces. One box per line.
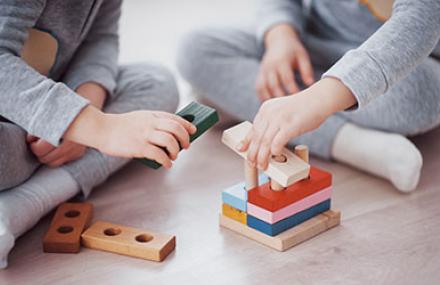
222, 121, 310, 187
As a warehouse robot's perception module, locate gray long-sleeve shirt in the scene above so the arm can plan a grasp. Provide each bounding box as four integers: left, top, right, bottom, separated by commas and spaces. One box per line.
0, 0, 121, 146
257, 0, 440, 109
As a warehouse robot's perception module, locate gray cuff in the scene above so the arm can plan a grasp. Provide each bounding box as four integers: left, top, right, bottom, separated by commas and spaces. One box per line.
28, 83, 89, 146
256, 11, 304, 44
322, 49, 388, 109
63, 65, 117, 97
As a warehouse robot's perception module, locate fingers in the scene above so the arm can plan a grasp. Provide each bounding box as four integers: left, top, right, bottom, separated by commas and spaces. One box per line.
149, 131, 180, 160
156, 119, 190, 149
142, 144, 172, 169
30, 139, 56, 157
246, 119, 268, 168
279, 63, 299, 94
271, 127, 299, 156
256, 125, 280, 170
267, 71, 285, 98
39, 143, 85, 166
159, 112, 197, 135
297, 50, 315, 86
26, 134, 38, 143
256, 73, 271, 102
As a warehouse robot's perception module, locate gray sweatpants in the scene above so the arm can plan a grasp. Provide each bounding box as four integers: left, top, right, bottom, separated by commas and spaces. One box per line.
177, 28, 440, 159
0, 63, 179, 196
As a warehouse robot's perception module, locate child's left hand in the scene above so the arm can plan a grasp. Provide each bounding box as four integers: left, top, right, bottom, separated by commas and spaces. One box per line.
238, 77, 357, 170
27, 135, 87, 167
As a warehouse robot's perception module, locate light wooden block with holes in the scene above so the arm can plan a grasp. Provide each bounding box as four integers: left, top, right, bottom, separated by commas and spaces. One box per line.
43, 202, 93, 253
81, 221, 176, 262
222, 121, 310, 187
219, 210, 341, 251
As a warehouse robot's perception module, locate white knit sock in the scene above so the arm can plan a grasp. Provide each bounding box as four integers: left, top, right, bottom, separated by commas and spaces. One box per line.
0, 167, 79, 269
331, 123, 423, 193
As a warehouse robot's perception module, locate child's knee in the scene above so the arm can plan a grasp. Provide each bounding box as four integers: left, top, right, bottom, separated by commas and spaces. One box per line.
177, 29, 218, 82
0, 123, 38, 190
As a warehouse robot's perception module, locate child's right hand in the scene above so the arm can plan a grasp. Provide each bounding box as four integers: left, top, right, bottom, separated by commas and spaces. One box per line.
64, 108, 196, 169
256, 24, 314, 101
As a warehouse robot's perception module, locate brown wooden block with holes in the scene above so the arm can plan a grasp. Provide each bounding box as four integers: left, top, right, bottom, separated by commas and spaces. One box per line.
81, 221, 176, 262
43, 202, 93, 253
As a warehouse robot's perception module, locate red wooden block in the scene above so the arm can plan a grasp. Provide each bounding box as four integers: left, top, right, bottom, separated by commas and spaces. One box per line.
248, 166, 332, 212
43, 202, 93, 253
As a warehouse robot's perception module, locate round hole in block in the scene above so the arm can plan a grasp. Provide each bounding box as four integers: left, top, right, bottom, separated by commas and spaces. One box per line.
135, 234, 153, 243
182, 114, 195, 122
64, 210, 80, 218
104, 228, 122, 236
272, 154, 287, 163
57, 226, 74, 234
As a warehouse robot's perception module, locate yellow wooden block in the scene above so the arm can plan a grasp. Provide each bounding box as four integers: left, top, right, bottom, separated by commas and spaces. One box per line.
222, 204, 247, 224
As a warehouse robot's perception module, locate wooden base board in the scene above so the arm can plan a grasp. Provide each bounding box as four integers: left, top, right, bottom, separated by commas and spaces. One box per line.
81, 221, 175, 262
219, 210, 341, 251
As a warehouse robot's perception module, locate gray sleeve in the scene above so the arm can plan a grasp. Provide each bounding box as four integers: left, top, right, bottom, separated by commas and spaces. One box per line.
256, 0, 305, 43
0, 0, 89, 146
62, 0, 122, 97
323, 0, 440, 109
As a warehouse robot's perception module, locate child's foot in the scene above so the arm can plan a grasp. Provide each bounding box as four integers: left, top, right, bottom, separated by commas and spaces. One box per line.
0, 167, 79, 268
331, 123, 423, 193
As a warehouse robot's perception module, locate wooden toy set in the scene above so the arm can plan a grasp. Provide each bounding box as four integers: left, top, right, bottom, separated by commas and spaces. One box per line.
43, 203, 176, 262
220, 121, 341, 251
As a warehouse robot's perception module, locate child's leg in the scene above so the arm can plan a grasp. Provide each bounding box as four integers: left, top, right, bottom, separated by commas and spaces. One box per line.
0, 122, 39, 191
177, 28, 347, 158
62, 62, 179, 198
0, 63, 179, 268
331, 58, 440, 192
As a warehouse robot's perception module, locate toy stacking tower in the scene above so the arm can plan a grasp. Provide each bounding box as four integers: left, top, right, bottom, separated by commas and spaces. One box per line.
220, 121, 341, 251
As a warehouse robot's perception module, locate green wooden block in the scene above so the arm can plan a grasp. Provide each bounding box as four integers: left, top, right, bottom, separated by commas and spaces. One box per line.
137, 102, 219, 169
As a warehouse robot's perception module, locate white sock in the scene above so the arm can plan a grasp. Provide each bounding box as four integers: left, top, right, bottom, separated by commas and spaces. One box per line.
331, 123, 423, 193
0, 167, 79, 269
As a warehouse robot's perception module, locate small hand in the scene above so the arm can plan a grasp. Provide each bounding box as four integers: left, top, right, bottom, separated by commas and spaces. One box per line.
27, 135, 87, 167
240, 78, 357, 170
256, 24, 314, 101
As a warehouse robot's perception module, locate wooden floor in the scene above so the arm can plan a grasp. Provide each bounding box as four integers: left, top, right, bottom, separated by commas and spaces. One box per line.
0, 126, 440, 284
1, 1, 440, 284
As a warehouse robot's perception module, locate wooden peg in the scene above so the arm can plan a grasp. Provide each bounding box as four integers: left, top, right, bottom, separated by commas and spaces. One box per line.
294, 145, 309, 163
270, 155, 286, 191
244, 160, 258, 190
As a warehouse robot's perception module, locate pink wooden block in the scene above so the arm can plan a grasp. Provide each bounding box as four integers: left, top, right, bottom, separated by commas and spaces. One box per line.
247, 187, 333, 224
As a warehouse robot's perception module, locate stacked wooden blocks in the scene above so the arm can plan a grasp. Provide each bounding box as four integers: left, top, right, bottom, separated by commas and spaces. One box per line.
220, 121, 341, 251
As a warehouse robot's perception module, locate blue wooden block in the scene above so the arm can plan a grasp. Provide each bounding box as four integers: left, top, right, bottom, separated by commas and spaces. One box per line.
221, 174, 269, 212
247, 199, 331, 236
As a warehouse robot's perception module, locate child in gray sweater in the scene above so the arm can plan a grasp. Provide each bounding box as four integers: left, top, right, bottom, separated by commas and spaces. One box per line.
178, 0, 440, 193
0, 0, 195, 268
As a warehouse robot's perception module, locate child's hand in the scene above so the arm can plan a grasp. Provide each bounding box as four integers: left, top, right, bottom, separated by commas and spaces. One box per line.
256, 24, 314, 101
95, 111, 196, 168
239, 78, 357, 170
26, 135, 87, 167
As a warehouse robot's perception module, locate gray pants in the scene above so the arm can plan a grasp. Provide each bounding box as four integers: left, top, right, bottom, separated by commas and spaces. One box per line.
0, 63, 179, 196
177, 28, 440, 159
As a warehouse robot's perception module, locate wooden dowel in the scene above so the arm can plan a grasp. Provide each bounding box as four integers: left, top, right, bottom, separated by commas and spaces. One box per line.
270, 155, 287, 191
294, 145, 309, 163
244, 160, 258, 190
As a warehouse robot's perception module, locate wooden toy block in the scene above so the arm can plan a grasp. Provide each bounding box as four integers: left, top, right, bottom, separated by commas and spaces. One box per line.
247, 187, 332, 224
81, 221, 175, 262
244, 160, 259, 190
43, 202, 93, 253
222, 175, 269, 211
222, 204, 247, 224
138, 101, 219, 169
248, 166, 332, 212
219, 210, 341, 251
222, 121, 310, 187
247, 199, 331, 236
